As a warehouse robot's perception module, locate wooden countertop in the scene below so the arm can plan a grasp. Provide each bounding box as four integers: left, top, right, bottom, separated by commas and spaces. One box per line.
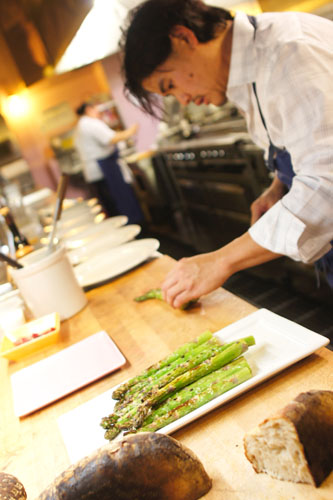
0, 255, 332, 499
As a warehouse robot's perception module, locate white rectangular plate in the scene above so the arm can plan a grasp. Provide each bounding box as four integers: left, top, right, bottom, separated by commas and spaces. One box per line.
57, 309, 329, 464
11, 331, 126, 417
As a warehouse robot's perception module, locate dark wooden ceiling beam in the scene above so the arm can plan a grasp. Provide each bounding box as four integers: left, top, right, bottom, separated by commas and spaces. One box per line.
0, 0, 93, 88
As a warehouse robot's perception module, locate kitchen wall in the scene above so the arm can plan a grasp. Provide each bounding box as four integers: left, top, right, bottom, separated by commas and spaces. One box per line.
1, 62, 109, 194
1, 58, 158, 194
102, 52, 159, 152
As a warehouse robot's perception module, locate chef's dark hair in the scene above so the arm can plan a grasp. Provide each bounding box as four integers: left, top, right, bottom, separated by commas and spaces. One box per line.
120, 0, 233, 116
75, 101, 96, 116
76, 102, 89, 116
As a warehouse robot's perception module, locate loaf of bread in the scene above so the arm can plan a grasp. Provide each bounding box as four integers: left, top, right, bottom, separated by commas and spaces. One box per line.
243, 390, 333, 487
0, 472, 27, 500
37, 432, 212, 499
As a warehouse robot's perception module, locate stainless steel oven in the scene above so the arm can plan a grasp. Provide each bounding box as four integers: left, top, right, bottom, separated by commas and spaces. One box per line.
153, 134, 270, 252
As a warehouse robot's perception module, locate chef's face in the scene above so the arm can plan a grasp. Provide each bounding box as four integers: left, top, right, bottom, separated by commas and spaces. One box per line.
86, 105, 102, 119
142, 24, 232, 107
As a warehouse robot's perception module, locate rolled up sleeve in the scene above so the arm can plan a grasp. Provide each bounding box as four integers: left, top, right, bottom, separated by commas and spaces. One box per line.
248, 199, 332, 263
249, 34, 333, 264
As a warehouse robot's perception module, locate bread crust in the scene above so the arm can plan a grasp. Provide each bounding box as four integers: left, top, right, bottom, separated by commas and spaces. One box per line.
244, 390, 333, 487
0, 472, 27, 500
37, 432, 212, 499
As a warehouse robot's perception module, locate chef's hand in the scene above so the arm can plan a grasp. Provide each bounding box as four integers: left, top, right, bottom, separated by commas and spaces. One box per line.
250, 176, 285, 225
161, 250, 230, 309
161, 233, 282, 309
112, 123, 139, 144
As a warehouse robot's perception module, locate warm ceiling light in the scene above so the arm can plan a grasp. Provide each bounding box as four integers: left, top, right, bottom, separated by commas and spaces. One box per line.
55, 0, 129, 73
3, 93, 31, 119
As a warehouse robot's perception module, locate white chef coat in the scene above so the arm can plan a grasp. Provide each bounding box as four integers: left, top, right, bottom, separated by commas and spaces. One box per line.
74, 115, 116, 183
226, 11, 333, 264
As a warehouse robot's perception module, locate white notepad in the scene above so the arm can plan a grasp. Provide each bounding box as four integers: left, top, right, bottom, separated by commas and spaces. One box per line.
11, 331, 126, 417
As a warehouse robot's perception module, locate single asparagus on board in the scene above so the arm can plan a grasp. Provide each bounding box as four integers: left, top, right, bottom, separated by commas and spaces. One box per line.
134, 287, 199, 310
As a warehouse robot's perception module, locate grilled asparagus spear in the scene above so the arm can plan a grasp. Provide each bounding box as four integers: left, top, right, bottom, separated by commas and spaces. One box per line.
104, 358, 252, 441
142, 356, 249, 425
134, 288, 163, 301
112, 330, 212, 401
102, 337, 255, 439
103, 339, 232, 429
130, 338, 253, 428
114, 337, 222, 411
134, 288, 198, 310
138, 365, 252, 433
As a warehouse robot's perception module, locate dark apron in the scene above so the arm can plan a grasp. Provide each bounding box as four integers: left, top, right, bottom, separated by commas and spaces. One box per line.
249, 15, 333, 288
97, 149, 144, 225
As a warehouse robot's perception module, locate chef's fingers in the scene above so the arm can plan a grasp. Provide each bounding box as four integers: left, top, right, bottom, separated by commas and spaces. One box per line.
161, 276, 190, 307
172, 290, 194, 309
167, 289, 194, 309
161, 256, 203, 306
161, 271, 179, 291
161, 260, 189, 293
163, 277, 200, 308
162, 281, 185, 306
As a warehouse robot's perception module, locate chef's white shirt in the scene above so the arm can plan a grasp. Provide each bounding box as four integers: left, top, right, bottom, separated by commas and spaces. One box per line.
227, 11, 333, 264
74, 116, 116, 183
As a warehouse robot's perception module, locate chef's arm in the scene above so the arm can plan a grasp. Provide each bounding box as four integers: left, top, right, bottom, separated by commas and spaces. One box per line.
251, 175, 286, 225
219, 231, 282, 274
110, 123, 139, 144
161, 232, 281, 308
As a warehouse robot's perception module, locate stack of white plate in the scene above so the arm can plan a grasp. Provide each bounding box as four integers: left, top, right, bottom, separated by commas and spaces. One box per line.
39, 199, 160, 288
73, 238, 160, 288
63, 216, 129, 250
67, 224, 142, 265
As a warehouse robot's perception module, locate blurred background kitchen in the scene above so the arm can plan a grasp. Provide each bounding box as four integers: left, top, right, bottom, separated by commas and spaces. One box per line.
0, 0, 332, 342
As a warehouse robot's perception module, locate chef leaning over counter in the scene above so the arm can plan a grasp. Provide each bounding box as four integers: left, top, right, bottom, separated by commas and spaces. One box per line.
121, 0, 333, 308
